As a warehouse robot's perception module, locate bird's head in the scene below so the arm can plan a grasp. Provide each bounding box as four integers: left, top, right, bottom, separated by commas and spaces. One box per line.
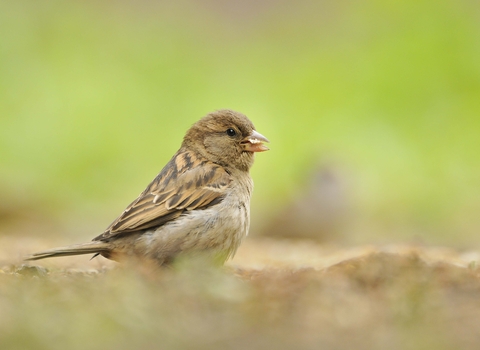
183, 109, 269, 171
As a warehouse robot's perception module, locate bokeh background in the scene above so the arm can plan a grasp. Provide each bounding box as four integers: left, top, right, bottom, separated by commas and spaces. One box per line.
2, 1, 480, 350
1, 0, 479, 247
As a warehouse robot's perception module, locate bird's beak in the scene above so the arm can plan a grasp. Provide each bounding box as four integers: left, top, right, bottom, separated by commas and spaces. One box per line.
241, 130, 270, 152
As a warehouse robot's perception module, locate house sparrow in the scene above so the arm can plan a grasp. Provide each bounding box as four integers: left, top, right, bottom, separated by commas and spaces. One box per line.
26, 109, 269, 266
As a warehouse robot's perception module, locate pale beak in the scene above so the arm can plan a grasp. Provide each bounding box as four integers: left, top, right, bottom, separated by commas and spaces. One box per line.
241, 130, 270, 152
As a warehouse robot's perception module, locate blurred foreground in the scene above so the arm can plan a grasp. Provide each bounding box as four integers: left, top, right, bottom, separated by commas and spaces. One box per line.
2, 237, 480, 350
1, 0, 480, 349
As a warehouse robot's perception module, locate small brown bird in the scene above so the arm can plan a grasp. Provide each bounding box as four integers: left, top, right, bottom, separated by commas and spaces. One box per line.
26, 110, 269, 266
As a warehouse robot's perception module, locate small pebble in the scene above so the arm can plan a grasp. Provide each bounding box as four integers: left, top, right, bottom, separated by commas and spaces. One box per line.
15, 264, 49, 277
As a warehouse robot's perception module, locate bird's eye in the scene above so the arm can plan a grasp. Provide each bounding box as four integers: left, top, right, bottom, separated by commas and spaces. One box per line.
226, 128, 236, 137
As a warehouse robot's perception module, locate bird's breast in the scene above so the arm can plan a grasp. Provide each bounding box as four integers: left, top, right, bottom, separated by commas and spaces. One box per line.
135, 173, 253, 264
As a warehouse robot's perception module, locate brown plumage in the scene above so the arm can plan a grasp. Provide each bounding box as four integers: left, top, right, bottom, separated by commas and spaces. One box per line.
26, 109, 269, 265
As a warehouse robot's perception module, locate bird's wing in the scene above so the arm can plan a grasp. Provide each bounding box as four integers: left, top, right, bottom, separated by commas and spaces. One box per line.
94, 149, 231, 241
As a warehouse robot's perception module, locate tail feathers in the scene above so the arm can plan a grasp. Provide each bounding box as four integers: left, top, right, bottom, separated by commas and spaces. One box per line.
25, 241, 111, 261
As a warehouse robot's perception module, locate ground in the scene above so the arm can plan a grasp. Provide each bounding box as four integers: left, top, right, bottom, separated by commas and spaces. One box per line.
1, 237, 480, 350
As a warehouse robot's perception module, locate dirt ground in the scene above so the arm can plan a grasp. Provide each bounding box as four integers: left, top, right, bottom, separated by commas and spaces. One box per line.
2, 236, 480, 350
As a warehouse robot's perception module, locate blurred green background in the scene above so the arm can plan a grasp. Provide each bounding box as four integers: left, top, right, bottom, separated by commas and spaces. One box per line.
1, 0, 479, 247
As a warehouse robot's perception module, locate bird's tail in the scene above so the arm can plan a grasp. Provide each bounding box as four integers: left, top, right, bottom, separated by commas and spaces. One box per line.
25, 241, 111, 261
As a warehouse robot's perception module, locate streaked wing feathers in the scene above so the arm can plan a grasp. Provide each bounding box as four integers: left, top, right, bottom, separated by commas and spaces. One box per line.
95, 150, 231, 241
